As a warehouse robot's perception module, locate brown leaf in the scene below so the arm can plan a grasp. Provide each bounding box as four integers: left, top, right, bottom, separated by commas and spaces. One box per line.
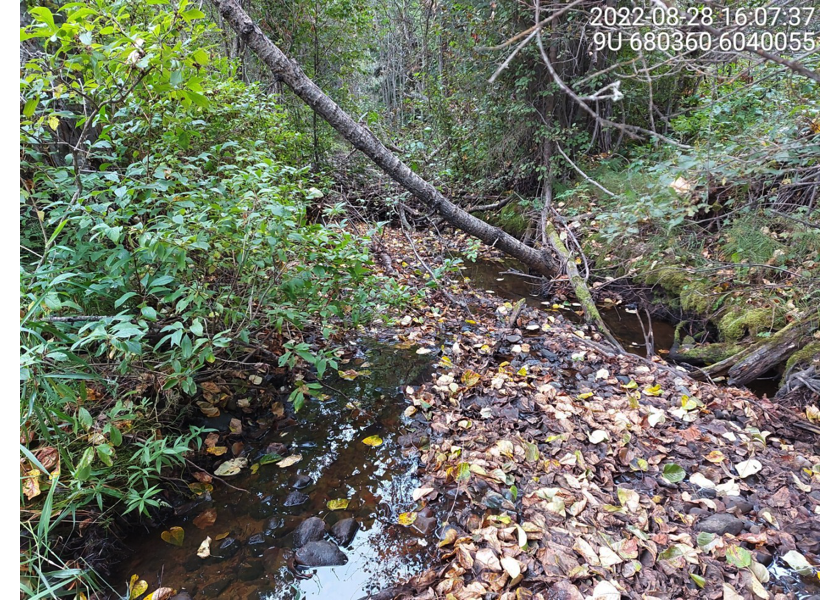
192, 508, 217, 530
34, 447, 59, 471
204, 433, 220, 448
22, 469, 41, 500
229, 418, 243, 435
192, 471, 212, 484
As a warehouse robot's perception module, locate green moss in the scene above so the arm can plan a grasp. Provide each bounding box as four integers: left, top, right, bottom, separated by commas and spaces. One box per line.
645, 267, 690, 295
482, 203, 529, 237
784, 340, 820, 372
718, 307, 783, 342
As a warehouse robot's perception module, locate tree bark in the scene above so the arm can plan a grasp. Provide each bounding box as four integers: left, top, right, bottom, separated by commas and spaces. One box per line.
208, 0, 560, 277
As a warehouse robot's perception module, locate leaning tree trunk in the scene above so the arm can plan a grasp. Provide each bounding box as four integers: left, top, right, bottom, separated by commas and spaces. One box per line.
208, 0, 560, 277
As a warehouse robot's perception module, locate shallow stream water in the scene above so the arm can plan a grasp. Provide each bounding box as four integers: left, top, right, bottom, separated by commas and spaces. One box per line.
112, 343, 435, 599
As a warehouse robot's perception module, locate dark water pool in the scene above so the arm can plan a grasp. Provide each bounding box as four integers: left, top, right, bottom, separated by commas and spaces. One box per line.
111, 343, 435, 600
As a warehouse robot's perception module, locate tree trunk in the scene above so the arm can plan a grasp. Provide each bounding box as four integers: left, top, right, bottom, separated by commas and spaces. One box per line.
208, 0, 560, 277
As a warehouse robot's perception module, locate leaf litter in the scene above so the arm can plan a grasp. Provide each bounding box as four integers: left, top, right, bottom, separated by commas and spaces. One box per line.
363, 229, 820, 600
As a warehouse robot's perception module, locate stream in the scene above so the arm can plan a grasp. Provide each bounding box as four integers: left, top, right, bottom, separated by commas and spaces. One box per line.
112, 343, 436, 599
111, 257, 807, 599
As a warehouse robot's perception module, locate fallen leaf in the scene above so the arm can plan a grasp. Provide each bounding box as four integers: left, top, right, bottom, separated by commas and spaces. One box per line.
415, 348, 431, 355
588, 430, 609, 444
704, 450, 726, 463
129, 574, 148, 599
662, 463, 686, 483
229, 418, 242, 435
735, 459, 762, 478
160, 526, 184, 547
590, 580, 620, 600
362, 435, 383, 447
781, 550, 814, 576
277, 454, 302, 468
206, 446, 227, 456
412, 487, 434, 501
398, 512, 417, 526
725, 545, 752, 568
214, 457, 247, 476
197, 536, 212, 559
196, 401, 219, 418
22, 469, 41, 500
142, 588, 175, 600
327, 498, 350, 511
192, 508, 217, 529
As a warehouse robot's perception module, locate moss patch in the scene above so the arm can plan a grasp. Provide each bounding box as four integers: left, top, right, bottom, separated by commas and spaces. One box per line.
718, 307, 784, 343
784, 340, 820, 372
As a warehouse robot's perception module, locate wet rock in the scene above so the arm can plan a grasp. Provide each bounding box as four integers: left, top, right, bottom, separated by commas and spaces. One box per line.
299, 440, 318, 449
540, 348, 558, 361
696, 513, 744, 536
331, 518, 360, 546
290, 474, 313, 489
283, 490, 309, 507
262, 546, 294, 573
217, 536, 241, 559
413, 515, 436, 536
250, 495, 276, 518
200, 577, 231, 598
248, 533, 267, 555
237, 560, 264, 581
172, 593, 193, 600
483, 491, 515, 511
293, 517, 327, 548
264, 516, 284, 536
295, 540, 348, 567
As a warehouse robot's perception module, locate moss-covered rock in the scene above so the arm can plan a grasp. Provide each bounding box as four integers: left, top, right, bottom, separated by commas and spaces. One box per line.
718, 308, 784, 343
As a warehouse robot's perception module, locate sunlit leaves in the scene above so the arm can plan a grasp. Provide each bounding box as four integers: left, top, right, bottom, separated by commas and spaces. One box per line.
327, 498, 350, 511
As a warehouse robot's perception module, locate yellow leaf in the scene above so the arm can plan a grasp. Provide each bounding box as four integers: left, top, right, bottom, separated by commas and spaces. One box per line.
642, 384, 662, 396
397, 511, 417, 526
23, 469, 41, 500
705, 450, 726, 463
48, 115, 59, 130
516, 366, 528, 376
621, 380, 638, 390
327, 498, 350, 511
129, 575, 148, 599
160, 526, 184, 547
461, 370, 481, 387
362, 435, 383, 447
214, 531, 230, 540
206, 446, 227, 456
577, 392, 594, 400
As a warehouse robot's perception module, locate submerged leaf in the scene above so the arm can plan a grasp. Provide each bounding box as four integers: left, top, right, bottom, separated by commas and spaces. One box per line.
160, 526, 184, 547
398, 511, 417, 526
197, 536, 212, 559
129, 575, 148, 599
362, 435, 383, 447
276, 454, 302, 468
327, 498, 350, 511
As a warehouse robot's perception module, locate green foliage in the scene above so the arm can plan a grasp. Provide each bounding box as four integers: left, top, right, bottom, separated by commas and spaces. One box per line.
20, 1, 410, 594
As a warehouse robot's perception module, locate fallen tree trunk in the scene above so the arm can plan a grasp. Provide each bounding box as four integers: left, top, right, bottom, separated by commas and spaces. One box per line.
697, 313, 818, 386
208, 0, 560, 277
544, 218, 624, 352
